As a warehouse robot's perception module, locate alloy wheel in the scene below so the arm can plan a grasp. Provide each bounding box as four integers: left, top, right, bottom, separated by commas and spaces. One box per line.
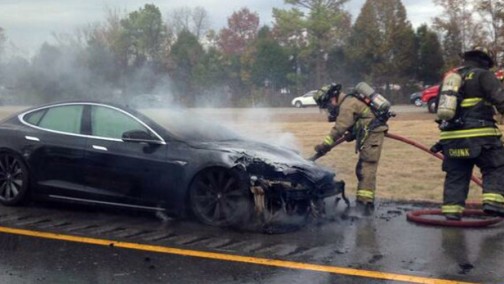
0, 152, 29, 205
189, 168, 251, 227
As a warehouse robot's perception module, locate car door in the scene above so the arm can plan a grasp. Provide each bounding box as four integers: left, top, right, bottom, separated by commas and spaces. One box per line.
22, 104, 87, 196
82, 104, 179, 209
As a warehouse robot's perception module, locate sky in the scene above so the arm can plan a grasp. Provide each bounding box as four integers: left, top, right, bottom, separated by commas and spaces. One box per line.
0, 0, 437, 57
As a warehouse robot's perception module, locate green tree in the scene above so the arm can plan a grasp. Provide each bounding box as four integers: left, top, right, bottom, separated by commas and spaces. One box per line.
250, 27, 290, 90
169, 29, 204, 106
119, 4, 166, 68
416, 25, 444, 85
346, 0, 416, 92
247, 26, 291, 106
273, 0, 351, 89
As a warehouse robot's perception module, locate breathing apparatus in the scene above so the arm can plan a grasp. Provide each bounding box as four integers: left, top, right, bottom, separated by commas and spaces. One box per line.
353, 82, 394, 121
437, 47, 493, 124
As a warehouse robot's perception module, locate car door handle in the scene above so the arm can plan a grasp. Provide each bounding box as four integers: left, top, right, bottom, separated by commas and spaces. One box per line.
92, 145, 108, 151
25, 136, 40, 142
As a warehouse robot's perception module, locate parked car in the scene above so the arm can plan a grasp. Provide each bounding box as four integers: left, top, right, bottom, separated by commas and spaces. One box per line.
421, 85, 440, 113
0, 101, 344, 228
409, 92, 423, 107
291, 90, 318, 108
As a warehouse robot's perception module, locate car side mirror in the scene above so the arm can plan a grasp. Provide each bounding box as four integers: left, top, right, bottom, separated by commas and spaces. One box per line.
122, 130, 162, 144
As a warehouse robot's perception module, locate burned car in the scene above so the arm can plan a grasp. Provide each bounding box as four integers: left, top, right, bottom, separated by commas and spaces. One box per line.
0, 102, 345, 228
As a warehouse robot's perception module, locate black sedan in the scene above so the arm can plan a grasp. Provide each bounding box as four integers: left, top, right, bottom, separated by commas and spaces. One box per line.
0, 102, 344, 228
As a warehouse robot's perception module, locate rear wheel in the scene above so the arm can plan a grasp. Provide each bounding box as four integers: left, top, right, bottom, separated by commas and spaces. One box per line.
294, 101, 303, 108
189, 168, 252, 227
0, 152, 29, 206
428, 98, 437, 113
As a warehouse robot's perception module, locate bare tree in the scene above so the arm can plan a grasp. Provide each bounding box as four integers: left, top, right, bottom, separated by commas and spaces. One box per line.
474, 0, 504, 66
167, 6, 210, 40
433, 0, 483, 67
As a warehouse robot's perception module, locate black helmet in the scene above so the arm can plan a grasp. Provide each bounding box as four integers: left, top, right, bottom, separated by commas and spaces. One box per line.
313, 83, 342, 109
462, 46, 494, 68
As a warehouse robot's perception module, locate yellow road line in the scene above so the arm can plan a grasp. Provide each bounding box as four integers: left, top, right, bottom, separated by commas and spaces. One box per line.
0, 226, 472, 284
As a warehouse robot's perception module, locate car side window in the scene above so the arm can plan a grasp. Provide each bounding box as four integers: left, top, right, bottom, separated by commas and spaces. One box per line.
24, 109, 45, 125
33, 105, 83, 134
91, 106, 149, 139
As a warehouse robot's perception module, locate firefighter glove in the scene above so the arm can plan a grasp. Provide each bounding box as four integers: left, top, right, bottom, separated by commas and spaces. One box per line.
314, 143, 332, 155
343, 131, 355, 142
430, 142, 442, 153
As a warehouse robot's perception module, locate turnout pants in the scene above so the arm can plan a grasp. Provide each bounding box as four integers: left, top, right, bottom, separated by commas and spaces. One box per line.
442, 141, 504, 213
356, 131, 385, 203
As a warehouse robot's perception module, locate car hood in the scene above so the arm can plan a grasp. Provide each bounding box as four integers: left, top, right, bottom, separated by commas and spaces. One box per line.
191, 139, 334, 183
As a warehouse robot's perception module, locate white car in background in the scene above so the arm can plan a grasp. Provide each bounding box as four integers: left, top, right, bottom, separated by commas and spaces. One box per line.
291, 90, 318, 108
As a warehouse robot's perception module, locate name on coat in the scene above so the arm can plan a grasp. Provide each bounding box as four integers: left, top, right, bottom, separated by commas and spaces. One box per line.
448, 148, 470, 157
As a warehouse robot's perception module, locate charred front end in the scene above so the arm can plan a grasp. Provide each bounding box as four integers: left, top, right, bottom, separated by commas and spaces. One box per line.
232, 152, 345, 219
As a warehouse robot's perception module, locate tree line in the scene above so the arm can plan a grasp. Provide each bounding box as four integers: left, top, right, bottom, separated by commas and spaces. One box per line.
0, 0, 503, 106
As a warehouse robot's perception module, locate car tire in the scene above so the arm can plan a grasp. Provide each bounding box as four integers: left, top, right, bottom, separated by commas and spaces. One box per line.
428, 98, 437, 113
189, 167, 253, 227
294, 101, 303, 108
0, 151, 30, 206
414, 98, 422, 107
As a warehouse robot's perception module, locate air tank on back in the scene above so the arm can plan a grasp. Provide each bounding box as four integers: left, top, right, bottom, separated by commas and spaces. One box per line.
355, 82, 391, 113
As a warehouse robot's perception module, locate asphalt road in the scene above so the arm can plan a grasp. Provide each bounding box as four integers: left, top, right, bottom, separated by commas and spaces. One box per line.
0, 199, 502, 283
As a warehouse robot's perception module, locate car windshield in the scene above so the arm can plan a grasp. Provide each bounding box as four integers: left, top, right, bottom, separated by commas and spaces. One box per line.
140, 109, 242, 142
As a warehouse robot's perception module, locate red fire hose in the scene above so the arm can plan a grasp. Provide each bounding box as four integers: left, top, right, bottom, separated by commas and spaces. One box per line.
310, 132, 503, 227
384, 133, 483, 187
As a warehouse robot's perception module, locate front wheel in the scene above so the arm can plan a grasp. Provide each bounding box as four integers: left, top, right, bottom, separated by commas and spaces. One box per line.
189, 168, 252, 227
414, 98, 422, 107
294, 101, 303, 108
0, 152, 30, 206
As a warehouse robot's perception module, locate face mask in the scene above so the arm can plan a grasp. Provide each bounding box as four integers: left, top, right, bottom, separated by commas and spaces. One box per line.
327, 104, 340, 122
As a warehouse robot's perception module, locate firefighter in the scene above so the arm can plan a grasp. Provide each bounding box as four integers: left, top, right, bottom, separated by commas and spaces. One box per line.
433, 46, 504, 220
313, 83, 388, 213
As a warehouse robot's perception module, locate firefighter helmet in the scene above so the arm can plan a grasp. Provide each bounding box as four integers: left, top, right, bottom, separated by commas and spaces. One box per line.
314, 83, 342, 109
462, 46, 494, 68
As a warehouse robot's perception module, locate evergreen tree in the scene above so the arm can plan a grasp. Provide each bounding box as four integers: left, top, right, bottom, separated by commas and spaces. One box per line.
169, 29, 204, 105
346, 0, 416, 91
273, 0, 351, 90
250, 26, 290, 91
416, 25, 445, 85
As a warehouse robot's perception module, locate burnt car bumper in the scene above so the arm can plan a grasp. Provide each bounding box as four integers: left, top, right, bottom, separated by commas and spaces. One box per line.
280, 179, 345, 200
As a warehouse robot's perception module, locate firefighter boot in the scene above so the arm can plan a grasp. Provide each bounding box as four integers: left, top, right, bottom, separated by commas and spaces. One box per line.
483, 193, 504, 217
444, 213, 462, 221
442, 205, 463, 221
483, 203, 504, 217
355, 201, 374, 217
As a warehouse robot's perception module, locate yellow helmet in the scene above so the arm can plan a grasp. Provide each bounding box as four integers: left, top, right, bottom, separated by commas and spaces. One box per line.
462, 46, 494, 68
